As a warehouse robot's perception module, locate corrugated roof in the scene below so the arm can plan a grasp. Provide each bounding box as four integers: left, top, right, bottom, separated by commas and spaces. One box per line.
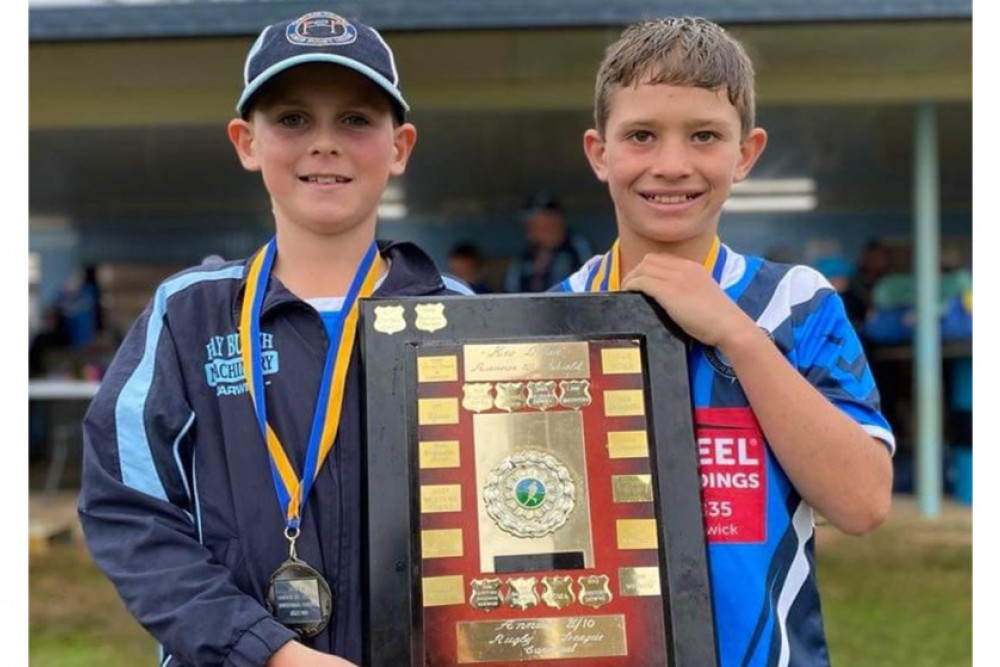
30, 0, 972, 42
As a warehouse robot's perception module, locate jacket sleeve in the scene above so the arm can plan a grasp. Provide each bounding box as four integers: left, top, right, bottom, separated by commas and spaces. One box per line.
77, 294, 297, 667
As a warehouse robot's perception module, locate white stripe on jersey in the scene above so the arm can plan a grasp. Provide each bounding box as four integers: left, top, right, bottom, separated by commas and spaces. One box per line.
863, 424, 897, 455
756, 265, 832, 333
718, 244, 746, 290
567, 254, 604, 292
777, 500, 815, 667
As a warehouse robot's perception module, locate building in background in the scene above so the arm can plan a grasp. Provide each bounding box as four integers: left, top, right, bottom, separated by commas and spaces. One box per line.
29, 0, 972, 502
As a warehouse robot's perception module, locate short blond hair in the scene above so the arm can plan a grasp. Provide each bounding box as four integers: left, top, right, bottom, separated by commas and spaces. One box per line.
594, 17, 756, 136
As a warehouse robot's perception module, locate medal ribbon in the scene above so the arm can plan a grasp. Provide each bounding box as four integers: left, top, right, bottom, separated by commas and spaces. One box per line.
585, 236, 724, 292
240, 237, 380, 529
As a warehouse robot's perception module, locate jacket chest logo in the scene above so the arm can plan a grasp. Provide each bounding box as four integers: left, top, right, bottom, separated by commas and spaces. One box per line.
204, 331, 280, 396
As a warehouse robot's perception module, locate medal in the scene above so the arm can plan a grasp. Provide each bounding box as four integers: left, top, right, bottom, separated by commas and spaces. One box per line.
242, 238, 381, 636
266, 527, 334, 637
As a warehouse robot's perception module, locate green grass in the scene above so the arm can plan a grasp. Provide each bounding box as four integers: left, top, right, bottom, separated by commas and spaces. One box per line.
29, 499, 971, 666
817, 504, 972, 667
30, 545, 157, 667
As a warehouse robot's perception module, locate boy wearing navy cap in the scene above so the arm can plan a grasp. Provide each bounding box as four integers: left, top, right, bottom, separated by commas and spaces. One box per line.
78, 11, 471, 667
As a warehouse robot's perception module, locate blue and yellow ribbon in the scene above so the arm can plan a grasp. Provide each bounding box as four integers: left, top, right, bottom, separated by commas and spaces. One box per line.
240, 237, 380, 528
585, 236, 725, 292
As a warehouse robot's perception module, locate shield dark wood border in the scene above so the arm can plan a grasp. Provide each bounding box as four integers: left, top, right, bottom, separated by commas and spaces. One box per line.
359, 292, 717, 666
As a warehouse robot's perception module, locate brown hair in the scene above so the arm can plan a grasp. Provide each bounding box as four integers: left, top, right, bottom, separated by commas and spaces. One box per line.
593, 17, 756, 136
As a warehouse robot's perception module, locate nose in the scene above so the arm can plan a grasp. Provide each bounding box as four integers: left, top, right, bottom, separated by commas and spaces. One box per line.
309, 120, 342, 156
649, 137, 693, 180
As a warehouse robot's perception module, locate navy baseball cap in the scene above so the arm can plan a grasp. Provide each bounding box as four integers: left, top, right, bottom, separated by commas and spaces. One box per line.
236, 11, 409, 122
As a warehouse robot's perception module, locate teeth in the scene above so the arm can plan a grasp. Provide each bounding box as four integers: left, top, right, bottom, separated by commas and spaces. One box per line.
305, 175, 349, 184
645, 193, 693, 204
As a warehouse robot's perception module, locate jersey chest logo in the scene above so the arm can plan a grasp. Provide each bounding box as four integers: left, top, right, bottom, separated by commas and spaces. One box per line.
694, 407, 767, 544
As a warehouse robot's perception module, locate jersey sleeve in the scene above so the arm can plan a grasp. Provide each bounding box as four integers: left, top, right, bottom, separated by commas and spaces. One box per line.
77, 290, 296, 666
791, 283, 896, 454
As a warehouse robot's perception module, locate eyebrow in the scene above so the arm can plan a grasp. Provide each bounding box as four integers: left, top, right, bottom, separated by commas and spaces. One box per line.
617, 115, 732, 130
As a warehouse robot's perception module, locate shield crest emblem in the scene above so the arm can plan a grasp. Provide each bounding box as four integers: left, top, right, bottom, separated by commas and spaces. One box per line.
494, 382, 526, 412
558, 380, 592, 410
525, 381, 558, 411
414, 303, 447, 332
373, 305, 406, 335
578, 574, 613, 608
506, 577, 539, 610
541, 575, 575, 609
469, 578, 503, 611
461, 383, 494, 413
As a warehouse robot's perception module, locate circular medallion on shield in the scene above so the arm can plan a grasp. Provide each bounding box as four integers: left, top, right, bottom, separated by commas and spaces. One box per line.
483, 451, 576, 538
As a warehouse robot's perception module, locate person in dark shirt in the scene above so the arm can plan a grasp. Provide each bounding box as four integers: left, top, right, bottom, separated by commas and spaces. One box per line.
503, 191, 592, 293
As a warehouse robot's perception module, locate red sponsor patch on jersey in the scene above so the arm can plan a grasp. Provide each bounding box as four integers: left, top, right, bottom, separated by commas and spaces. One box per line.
694, 407, 767, 544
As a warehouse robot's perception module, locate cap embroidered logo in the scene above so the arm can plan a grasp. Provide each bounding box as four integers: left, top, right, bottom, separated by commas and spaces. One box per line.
286, 12, 358, 47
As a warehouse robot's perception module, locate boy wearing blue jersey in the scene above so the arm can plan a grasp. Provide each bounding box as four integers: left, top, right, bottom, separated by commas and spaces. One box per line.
78, 11, 471, 667
554, 17, 894, 665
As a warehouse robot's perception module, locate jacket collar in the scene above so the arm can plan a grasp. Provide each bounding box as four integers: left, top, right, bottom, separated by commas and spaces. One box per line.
233, 239, 446, 321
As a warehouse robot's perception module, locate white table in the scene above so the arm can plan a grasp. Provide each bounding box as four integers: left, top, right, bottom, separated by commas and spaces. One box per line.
28, 380, 101, 494
29, 379, 101, 400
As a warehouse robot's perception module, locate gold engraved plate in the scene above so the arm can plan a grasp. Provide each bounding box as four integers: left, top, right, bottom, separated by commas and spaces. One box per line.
541, 575, 575, 609
616, 519, 658, 550
506, 577, 539, 610
414, 303, 448, 332
461, 383, 494, 413
601, 347, 642, 374
474, 412, 595, 572
607, 430, 649, 458
417, 355, 458, 383
493, 382, 526, 412
469, 578, 503, 611
577, 574, 613, 608
603, 389, 646, 417
612, 474, 654, 503
558, 380, 592, 410
419, 440, 460, 469
455, 615, 627, 663
483, 451, 576, 538
421, 529, 464, 559
619, 566, 662, 597
525, 381, 559, 411
464, 342, 590, 382
373, 304, 406, 335
423, 575, 465, 607
421, 484, 462, 513
418, 398, 459, 425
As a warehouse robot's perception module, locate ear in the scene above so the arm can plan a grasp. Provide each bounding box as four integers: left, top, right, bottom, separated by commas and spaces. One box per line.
734, 127, 768, 182
582, 128, 609, 182
389, 123, 418, 177
227, 118, 260, 172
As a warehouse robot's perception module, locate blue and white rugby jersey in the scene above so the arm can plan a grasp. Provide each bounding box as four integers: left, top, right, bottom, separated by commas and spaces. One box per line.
553, 239, 894, 667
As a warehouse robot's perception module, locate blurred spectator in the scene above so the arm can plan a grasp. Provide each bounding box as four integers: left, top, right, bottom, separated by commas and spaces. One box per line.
847, 240, 891, 321
29, 305, 71, 378
447, 242, 491, 293
201, 254, 226, 266
56, 263, 105, 349
765, 245, 796, 264
504, 191, 592, 292
815, 254, 866, 333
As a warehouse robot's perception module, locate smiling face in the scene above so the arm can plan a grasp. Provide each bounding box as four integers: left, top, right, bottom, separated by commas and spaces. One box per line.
583, 82, 766, 261
227, 63, 416, 241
